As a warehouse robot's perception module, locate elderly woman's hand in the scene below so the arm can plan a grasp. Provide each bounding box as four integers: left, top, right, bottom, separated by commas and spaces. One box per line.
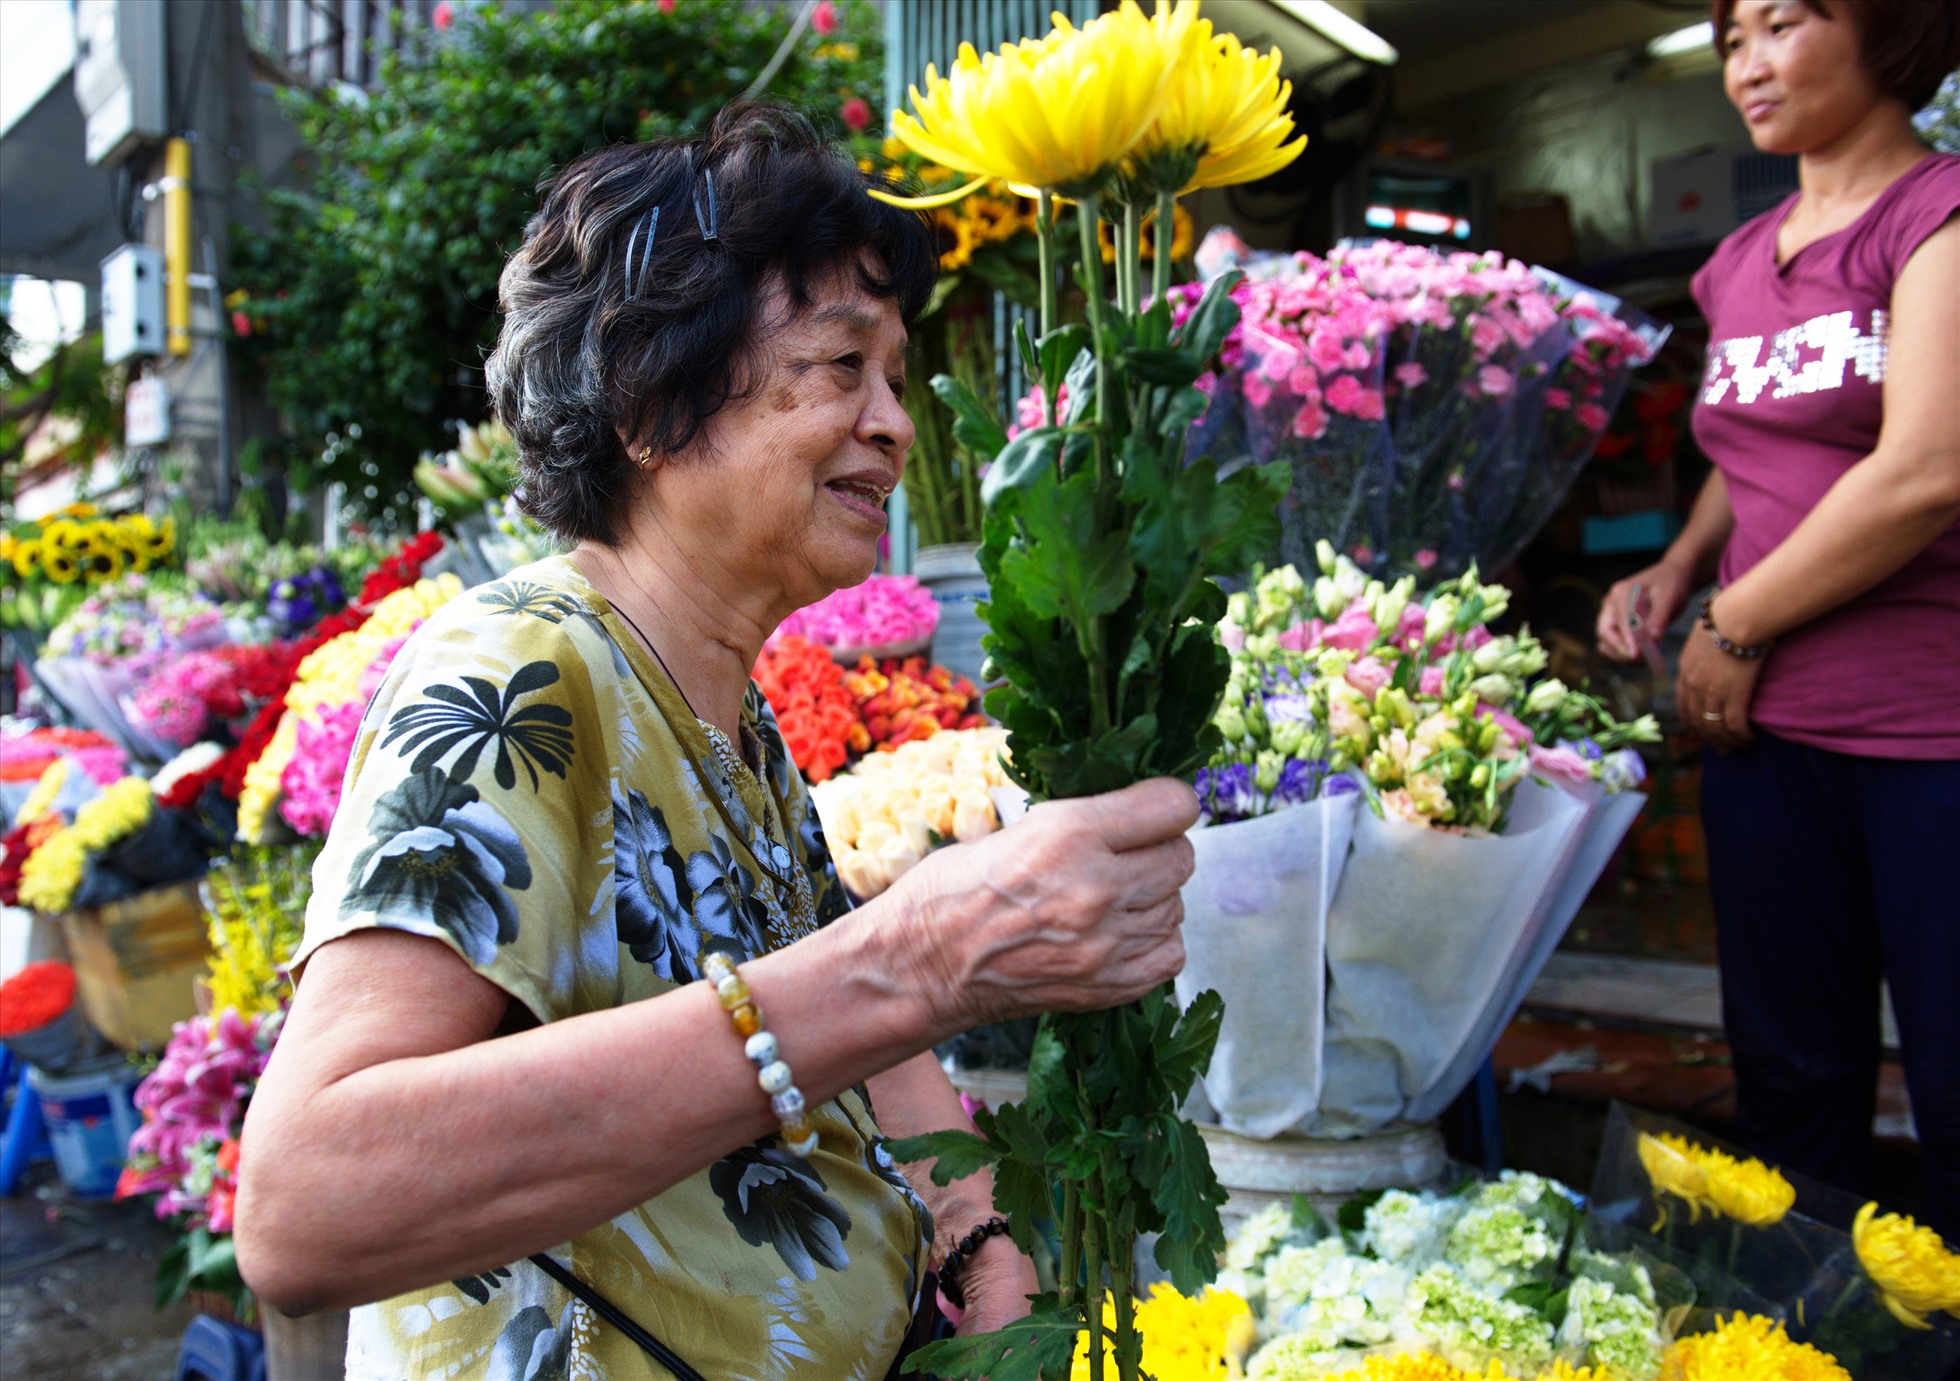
876, 777, 1199, 1035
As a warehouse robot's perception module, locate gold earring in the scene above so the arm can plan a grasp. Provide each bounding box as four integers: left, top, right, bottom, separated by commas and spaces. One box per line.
635, 445, 653, 468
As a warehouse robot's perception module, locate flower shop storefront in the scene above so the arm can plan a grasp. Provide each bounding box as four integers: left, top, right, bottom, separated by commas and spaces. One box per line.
3, 2, 1956, 1379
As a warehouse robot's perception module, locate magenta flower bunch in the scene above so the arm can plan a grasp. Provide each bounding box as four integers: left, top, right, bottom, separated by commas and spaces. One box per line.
767, 573, 940, 660
117, 1007, 278, 1229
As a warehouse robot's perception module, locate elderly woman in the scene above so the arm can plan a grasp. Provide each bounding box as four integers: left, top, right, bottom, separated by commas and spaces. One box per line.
235, 105, 1199, 1377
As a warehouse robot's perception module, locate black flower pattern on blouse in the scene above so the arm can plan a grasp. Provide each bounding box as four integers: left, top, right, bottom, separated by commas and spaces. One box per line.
346, 773, 532, 965
381, 660, 575, 791
477, 581, 582, 624
710, 1141, 853, 1282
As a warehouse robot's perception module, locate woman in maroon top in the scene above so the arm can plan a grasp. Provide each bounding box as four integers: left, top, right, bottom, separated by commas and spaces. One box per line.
1597, 0, 1960, 1237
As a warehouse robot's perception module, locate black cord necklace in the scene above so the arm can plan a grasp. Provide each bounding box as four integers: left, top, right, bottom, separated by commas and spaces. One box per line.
608, 597, 699, 721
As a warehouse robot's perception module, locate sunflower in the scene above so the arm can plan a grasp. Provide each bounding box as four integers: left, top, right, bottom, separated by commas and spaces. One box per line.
80, 535, 126, 584
964, 193, 1031, 244
5, 536, 38, 580
38, 541, 81, 585
932, 208, 981, 272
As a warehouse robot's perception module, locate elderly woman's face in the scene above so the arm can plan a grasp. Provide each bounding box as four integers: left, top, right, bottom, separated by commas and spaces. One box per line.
654, 267, 913, 608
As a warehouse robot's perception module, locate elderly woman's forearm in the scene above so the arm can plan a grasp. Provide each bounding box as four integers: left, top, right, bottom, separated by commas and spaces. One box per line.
237, 921, 940, 1313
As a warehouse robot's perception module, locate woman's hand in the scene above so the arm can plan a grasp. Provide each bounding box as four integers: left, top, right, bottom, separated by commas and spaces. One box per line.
1675, 624, 1765, 753
1597, 558, 1695, 663
950, 1234, 1039, 1338
875, 777, 1199, 1037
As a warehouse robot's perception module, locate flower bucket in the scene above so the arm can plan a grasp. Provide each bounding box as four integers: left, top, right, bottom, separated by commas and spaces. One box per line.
912, 542, 990, 692
27, 1054, 141, 1197
1198, 1120, 1449, 1243
1, 1003, 94, 1073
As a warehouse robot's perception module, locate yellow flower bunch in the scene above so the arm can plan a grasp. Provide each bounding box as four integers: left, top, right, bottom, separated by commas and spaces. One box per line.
202, 850, 311, 1020
884, 0, 1204, 203
1271, 1354, 1607, 1381
1852, 1201, 1960, 1329
1072, 1284, 1255, 1380
808, 727, 1012, 899
15, 759, 72, 828
1635, 1131, 1793, 1229
6, 511, 176, 585
1668, 1313, 1850, 1380
16, 776, 156, 913
237, 574, 465, 844
1123, 17, 1306, 196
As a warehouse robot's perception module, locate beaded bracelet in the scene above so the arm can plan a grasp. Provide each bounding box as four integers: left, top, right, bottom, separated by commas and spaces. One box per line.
1697, 591, 1773, 660
702, 951, 819, 1158
938, 1215, 1011, 1310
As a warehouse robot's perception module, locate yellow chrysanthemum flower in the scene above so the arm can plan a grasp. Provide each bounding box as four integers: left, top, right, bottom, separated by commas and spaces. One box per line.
1126, 20, 1305, 195
1853, 1201, 1960, 1330
15, 759, 71, 827
72, 776, 154, 848
1701, 1148, 1794, 1227
237, 715, 300, 847
1071, 1284, 1253, 1380
17, 828, 87, 913
1669, 1313, 1850, 1380
1637, 1131, 1711, 1226
883, 0, 1200, 203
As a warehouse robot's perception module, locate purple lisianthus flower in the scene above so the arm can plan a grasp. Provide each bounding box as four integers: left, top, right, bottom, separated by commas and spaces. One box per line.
1194, 763, 1258, 825
1324, 773, 1360, 797
1574, 737, 1605, 761
1600, 748, 1646, 792
1264, 693, 1314, 724
1271, 757, 1328, 807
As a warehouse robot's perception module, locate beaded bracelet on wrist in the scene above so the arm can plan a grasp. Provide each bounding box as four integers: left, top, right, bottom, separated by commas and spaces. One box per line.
1697, 591, 1772, 660
938, 1215, 1011, 1310
701, 951, 819, 1158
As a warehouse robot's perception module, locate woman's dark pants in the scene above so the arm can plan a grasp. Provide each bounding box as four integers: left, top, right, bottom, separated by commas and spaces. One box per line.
1702, 729, 1960, 1241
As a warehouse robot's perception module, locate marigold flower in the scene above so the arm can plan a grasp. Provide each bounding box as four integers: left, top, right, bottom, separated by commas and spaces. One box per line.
1852, 1201, 1960, 1329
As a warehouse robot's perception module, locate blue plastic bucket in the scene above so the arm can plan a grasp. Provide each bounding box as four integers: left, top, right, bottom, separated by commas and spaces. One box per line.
27, 1058, 142, 1198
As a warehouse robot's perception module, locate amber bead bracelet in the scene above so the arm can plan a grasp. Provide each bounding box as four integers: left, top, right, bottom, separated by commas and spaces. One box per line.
701, 951, 819, 1158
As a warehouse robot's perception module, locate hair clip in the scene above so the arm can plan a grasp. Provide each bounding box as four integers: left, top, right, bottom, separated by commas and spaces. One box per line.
624, 204, 660, 302
692, 165, 718, 243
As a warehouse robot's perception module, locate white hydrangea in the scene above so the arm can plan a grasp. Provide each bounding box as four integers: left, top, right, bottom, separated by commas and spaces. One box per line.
1264, 1239, 1351, 1313
1557, 1275, 1664, 1381
1363, 1189, 1463, 1267
1226, 1202, 1298, 1272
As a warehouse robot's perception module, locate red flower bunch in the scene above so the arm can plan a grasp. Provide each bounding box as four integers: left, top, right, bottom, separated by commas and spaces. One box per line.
188, 531, 447, 803
753, 636, 869, 782
846, 656, 987, 752
0, 813, 65, 907
0, 960, 77, 1037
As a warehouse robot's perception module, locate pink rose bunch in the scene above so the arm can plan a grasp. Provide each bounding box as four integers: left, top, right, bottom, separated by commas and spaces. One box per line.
769, 574, 939, 658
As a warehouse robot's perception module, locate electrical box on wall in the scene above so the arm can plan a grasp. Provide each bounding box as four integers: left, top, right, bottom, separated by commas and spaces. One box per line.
101, 243, 165, 364
73, 0, 168, 167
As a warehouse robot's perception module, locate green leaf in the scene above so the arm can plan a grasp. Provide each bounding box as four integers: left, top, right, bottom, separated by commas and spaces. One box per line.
1157, 987, 1225, 1099
1291, 1193, 1332, 1240
1015, 318, 1039, 385
979, 428, 1066, 507
1037, 324, 1092, 401
995, 470, 1135, 626
155, 1233, 192, 1310
1121, 348, 1200, 387
1338, 1188, 1389, 1237
1149, 1115, 1228, 1295
1504, 1279, 1571, 1329
1171, 270, 1244, 363
884, 1129, 1002, 1182
930, 374, 1007, 462
901, 1294, 1084, 1380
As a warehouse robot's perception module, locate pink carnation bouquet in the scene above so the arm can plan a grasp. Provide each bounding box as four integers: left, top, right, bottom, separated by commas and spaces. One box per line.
1176, 230, 1665, 583
768, 573, 939, 664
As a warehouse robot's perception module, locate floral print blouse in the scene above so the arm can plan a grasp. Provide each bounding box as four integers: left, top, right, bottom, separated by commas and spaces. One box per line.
295, 555, 932, 1380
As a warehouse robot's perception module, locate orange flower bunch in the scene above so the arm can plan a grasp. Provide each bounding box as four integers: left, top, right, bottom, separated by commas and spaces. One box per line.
754, 636, 871, 782
847, 655, 988, 751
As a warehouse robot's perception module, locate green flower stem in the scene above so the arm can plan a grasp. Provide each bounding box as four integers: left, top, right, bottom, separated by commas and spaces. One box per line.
1083, 1210, 1107, 1381
1073, 191, 1114, 739
1107, 1187, 1140, 1381
1153, 190, 1176, 303
1119, 200, 1143, 316
1037, 189, 1060, 426
1060, 1180, 1083, 1310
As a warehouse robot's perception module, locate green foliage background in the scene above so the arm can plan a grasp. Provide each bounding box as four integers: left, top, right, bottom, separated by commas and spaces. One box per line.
231, 0, 884, 521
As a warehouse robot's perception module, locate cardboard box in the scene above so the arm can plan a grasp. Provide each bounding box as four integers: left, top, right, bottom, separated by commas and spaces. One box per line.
59, 881, 210, 1051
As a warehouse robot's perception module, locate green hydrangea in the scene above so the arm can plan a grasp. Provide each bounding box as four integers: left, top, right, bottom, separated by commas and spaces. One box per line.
1246, 1332, 1354, 1380
1469, 1169, 1557, 1213
1443, 1204, 1559, 1290
1558, 1275, 1663, 1381
1264, 1239, 1352, 1313
1227, 1202, 1299, 1272
1409, 1264, 1555, 1372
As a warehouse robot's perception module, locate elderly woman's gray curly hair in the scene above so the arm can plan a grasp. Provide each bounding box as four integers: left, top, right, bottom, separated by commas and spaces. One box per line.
485, 103, 936, 546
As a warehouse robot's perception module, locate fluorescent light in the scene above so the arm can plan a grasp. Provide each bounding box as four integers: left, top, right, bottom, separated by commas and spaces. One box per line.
1364, 205, 1396, 229
1269, 0, 1400, 66
1647, 21, 1713, 60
